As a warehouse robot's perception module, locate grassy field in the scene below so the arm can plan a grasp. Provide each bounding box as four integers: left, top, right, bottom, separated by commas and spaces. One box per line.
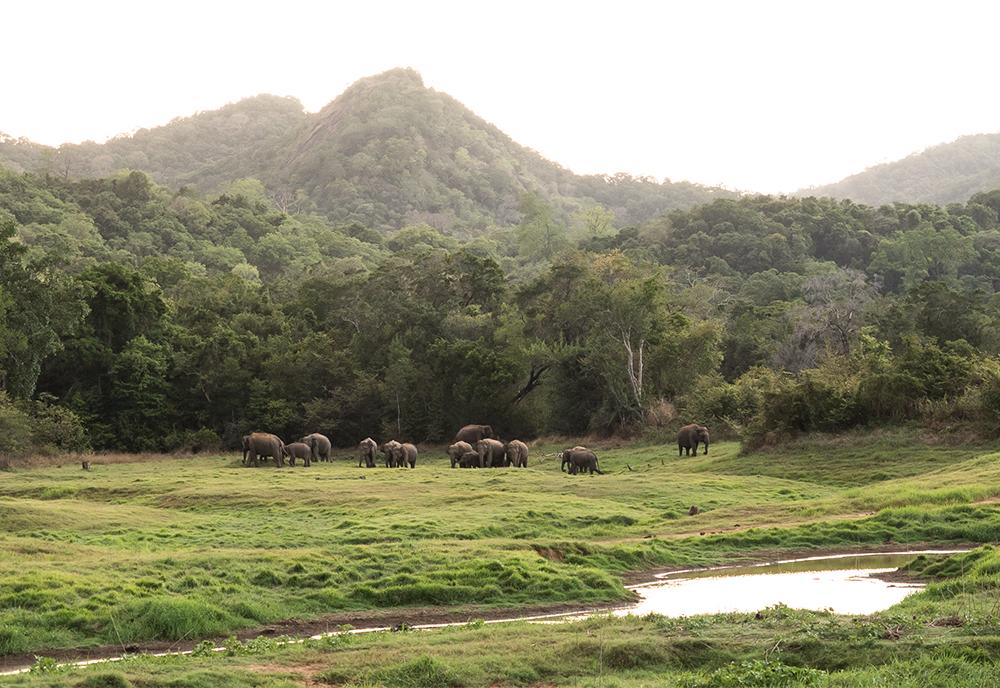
1, 431, 1000, 685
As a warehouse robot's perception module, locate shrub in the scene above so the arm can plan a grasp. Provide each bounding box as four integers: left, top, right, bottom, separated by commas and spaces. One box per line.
22, 394, 91, 452
164, 427, 221, 453
682, 658, 824, 687
370, 656, 461, 688
76, 673, 132, 688
114, 596, 239, 642
0, 391, 32, 456
602, 639, 668, 669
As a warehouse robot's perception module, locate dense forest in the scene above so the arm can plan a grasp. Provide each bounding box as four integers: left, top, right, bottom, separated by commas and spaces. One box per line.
0, 69, 729, 235
804, 132, 1000, 206
2, 159, 999, 454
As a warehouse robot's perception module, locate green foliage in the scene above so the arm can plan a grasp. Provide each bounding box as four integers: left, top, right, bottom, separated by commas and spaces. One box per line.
76, 673, 132, 688
368, 656, 461, 688
0, 391, 33, 456
115, 597, 240, 642
683, 659, 824, 687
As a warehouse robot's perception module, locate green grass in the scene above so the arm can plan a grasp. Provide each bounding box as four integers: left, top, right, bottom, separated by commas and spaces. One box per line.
1, 430, 999, 660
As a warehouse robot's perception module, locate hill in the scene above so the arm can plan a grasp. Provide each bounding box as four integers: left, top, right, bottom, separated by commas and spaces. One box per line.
803, 132, 1000, 205
0, 69, 730, 232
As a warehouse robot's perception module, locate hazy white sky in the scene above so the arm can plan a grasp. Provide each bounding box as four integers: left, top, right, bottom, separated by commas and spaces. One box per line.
5, 0, 1000, 192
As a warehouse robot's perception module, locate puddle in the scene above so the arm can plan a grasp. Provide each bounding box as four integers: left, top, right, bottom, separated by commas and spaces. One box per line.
0, 549, 967, 676
616, 550, 965, 617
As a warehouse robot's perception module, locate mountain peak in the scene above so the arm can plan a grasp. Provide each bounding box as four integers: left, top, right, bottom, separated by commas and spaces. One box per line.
1, 69, 729, 232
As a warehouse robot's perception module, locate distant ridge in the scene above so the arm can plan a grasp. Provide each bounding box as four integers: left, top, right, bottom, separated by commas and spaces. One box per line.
801, 132, 1000, 205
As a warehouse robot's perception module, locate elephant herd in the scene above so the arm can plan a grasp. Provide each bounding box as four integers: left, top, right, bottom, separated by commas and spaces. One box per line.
238, 422, 710, 472
441, 424, 530, 470
241, 432, 330, 467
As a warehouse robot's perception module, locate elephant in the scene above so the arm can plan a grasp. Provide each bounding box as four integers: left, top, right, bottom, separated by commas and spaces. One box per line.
560, 446, 587, 472
284, 442, 312, 467
380, 440, 402, 468
448, 441, 474, 468
505, 440, 529, 468
457, 450, 480, 468
677, 424, 710, 456
477, 438, 508, 468
301, 433, 332, 462
241, 434, 252, 465
244, 432, 285, 468
358, 437, 378, 467
391, 442, 418, 469
454, 424, 495, 445
561, 447, 603, 475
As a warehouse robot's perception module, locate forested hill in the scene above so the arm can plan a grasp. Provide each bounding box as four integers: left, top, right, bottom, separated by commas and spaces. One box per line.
0, 69, 730, 233
803, 133, 1000, 205
2, 160, 1000, 454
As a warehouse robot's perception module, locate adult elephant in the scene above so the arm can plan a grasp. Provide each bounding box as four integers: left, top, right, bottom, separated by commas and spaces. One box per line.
245, 432, 285, 468
561, 447, 603, 475
301, 433, 332, 462
241, 435, 252, 465
505, 440, 529, 468
454, 424, 495, 445
380, 440, 401, 468
448, 441, 474, 468
677, 424, 710, 456
477, 438, 507, 468
391, 443, 418, 469
358, 437, 378, 467
284, 442, 312, 467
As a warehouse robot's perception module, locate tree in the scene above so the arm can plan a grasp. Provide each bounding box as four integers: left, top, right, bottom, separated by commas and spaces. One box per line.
517, 192, 569, 262
0, 216, 85, 397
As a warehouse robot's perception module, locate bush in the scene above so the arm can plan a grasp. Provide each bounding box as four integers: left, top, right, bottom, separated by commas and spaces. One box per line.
114, 597, 239, 642
164, 427, 221, 453
370, 656, 461, 688
22, 394, 90, 452
0, 391, 32, 456
76, 673, 132, 688
688, 367, 782, 430
682, 658, 824, 687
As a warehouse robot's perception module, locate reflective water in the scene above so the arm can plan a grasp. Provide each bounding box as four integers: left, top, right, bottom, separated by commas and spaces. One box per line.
616, 550, 966, 617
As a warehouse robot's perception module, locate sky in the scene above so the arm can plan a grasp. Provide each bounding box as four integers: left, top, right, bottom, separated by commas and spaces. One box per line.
5, 0, 1000, 193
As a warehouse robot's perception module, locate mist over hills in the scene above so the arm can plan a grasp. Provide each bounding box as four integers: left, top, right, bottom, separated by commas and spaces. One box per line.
0, 69, 730, 232
803, 133, 1000, 206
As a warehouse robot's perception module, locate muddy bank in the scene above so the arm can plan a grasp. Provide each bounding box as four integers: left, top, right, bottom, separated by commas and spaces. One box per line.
0, 598, 634, 674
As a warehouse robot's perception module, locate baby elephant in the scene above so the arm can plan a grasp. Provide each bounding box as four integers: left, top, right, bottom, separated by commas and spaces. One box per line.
561, 446, 603, 475
284, 442, 312, 467
457, 450, 480, 468
391, 442, 418, 469
505, 440, 528, 468
448, 441, 474, 468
